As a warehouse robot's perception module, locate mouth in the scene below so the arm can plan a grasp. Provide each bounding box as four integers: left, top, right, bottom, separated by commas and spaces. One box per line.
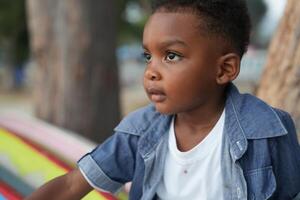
146, 87, 166, 102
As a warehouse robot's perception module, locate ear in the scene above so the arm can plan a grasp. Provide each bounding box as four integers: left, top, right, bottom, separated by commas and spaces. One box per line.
216, 53, 240, 85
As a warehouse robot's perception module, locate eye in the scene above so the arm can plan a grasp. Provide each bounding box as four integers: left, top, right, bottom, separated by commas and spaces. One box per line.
166, 52, 182, 62
142, 52, 152, 63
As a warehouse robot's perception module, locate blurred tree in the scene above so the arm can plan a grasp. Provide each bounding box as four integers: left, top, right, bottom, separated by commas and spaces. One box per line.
256, 0, 300, 137
26, 0, 120, 142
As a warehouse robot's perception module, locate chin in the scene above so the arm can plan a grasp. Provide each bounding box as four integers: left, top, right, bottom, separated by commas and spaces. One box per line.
154, 104, 176, 115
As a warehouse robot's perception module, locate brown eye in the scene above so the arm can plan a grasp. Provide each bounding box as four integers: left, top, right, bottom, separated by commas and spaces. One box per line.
142, 52, 152, 63
166, 52, 182, 62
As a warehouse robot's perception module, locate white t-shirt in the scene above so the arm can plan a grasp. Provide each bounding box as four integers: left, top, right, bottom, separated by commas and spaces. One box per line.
156, 109, 225, 200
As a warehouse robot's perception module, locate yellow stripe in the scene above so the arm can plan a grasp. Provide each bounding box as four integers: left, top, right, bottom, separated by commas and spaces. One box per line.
0, 128, 107, 200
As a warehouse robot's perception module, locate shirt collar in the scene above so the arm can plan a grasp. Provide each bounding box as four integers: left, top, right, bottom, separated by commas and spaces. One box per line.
114, 83, 288, 159
226, 83, 287, 140
224, 83, 287, 160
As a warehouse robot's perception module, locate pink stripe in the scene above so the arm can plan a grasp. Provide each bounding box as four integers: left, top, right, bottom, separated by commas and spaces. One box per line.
0, 115, 96, 163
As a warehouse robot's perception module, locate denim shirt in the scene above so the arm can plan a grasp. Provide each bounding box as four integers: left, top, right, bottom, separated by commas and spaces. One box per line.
78, 84, 300, 200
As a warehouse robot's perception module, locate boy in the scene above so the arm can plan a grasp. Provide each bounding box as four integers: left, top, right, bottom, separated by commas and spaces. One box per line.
26, 0, 300, 199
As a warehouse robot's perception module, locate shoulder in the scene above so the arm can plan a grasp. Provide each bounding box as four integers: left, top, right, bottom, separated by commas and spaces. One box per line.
228, 89, 278, 118
113, 104, 170, 136
268, 110, 300, 196
242, 94, 293, 134
269, 108, 299, 148
238, 94, 300, 159
272, 108, 295, 131
226, 86, 288, 139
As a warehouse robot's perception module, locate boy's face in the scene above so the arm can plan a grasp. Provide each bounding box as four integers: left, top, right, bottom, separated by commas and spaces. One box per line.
143, 11, 224, 114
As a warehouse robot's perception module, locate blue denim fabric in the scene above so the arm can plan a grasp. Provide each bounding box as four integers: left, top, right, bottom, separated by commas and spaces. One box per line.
78, 84, 300, 200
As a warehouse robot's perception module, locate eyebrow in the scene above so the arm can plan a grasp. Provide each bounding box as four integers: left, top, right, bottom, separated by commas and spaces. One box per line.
143, 38, 188, 50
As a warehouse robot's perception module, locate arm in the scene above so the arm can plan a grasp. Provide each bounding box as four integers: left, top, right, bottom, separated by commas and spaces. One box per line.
25, 169, 93, 200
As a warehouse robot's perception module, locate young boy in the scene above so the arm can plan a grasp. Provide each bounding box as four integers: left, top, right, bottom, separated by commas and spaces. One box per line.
26, 0, 300, 199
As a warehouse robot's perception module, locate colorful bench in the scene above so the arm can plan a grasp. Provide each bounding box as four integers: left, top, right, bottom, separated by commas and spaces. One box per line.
0, 113, 125, 200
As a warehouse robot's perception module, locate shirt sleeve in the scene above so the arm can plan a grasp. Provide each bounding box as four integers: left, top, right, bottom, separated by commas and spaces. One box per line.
271, 109, 300, 198
77, 131, 138, 194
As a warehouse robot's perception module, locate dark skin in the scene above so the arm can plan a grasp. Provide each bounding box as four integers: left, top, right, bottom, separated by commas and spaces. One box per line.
143, 11, 240, 151
24, 169, 92, 200
25, 11, 240, 199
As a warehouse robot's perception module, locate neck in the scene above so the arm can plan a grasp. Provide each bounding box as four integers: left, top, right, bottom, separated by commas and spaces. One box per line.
175, 90, 226, 133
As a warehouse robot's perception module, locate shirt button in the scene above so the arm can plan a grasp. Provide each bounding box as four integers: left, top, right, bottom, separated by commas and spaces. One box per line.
236, 141, 243, 151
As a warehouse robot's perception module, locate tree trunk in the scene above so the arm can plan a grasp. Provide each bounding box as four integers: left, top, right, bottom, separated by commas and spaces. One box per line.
26, 0, 120, 142
256, 0, 300, 137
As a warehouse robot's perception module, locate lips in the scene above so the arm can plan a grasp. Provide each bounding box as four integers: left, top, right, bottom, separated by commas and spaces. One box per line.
146, 87, 166, 102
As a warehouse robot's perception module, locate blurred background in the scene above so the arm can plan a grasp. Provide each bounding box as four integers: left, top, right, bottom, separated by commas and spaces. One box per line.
1, 0, 300, 199
0, 0, 291, 135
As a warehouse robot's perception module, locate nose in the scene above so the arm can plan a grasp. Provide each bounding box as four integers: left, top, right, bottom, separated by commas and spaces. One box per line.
144, 67, 162, 81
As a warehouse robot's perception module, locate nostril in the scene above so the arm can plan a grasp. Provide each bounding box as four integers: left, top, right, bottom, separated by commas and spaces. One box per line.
145, 69, 161, 81
151, 74, 157, 80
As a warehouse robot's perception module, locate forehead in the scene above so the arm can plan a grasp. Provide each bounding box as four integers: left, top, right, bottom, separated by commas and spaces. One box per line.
144, 12, 199, 34
143, 12, 218, 50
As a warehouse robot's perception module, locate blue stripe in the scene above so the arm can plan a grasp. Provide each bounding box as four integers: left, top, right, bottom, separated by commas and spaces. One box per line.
0, 193, 6, 200
0, 166, 33, 197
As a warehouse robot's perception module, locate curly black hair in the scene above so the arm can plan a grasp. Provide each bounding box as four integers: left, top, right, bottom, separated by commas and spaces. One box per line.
151, 0, 251, 57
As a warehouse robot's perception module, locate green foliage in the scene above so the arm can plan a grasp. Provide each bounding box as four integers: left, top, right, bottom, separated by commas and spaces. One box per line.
246, 0, 267, 28
117, 0, 150, 44
117, 0, 267, 45
0, 0, 268, 63
245, 0, 267, 46
0, 0, 29, 65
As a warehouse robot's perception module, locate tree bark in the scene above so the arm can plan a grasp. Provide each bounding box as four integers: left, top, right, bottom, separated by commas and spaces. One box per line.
256, 0, 300, 137
26, 0, 120, 142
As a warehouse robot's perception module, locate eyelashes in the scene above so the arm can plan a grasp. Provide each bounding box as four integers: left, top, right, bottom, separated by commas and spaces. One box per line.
165, 52, 182, 62
142, 52, 152, 63
142, 51, 183, 63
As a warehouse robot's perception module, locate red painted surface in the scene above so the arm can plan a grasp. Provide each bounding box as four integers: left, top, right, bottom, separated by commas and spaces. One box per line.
0, 126, 119, 200
0, 181, 22, 200
2, 126, 73, 171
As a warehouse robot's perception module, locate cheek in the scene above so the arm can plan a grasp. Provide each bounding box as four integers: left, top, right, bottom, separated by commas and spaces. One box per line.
172, 71, 212, 98
165, 76, 197, 101
142, 71, 148, 88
